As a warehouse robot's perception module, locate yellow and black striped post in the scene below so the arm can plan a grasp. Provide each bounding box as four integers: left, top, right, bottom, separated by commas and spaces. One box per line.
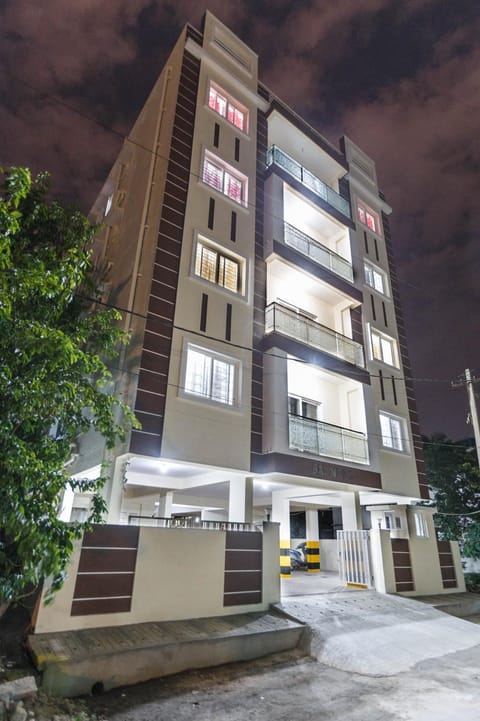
280, 539, 291, 578
306, 540, 320, 572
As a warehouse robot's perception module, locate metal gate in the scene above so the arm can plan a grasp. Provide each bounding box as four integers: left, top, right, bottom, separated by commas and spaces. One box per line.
337, 530, 372, 588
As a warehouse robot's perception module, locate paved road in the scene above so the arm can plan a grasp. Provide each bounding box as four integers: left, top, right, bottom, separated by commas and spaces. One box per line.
85, 592, 480, 721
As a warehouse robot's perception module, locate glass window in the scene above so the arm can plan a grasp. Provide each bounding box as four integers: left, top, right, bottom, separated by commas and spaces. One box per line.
202, 152, 247, 207
379, 412, 407, 452
364, 262, 388, 296
414, 512, 429, 538
184, 345, 238, 406
357, 199, 381, 235
370, 327, 399, 367
194, 240, 241, 293
208, 83, 248, 133
288, 396, 320, 421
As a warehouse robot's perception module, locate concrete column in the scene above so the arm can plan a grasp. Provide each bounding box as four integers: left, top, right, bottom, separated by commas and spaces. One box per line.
156, 491, 173, 518
228, 477, 254, 523
58, 484, 75, 522
272, 492, 291, 578
305, 509, 320, 573
106, 457, 126, 524
340, 491, 363, 530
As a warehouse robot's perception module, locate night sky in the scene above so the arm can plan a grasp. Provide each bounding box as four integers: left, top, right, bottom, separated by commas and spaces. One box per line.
2, 0, 480, 440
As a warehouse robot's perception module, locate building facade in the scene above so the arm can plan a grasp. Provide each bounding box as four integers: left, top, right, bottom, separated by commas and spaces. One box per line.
64, 12, 460, 595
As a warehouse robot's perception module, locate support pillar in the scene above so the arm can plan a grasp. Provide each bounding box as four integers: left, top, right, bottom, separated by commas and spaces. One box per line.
228, 477, 254, 524
272, 493, 291, 578
156, 491, 173, 518
306, 509, 320, 572
105, 457, 126, 524
340, 491, 363, 531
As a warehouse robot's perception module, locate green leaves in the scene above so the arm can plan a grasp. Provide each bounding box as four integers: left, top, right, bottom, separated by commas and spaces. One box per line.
424, 433, 480, 557
0, 167, 135, 602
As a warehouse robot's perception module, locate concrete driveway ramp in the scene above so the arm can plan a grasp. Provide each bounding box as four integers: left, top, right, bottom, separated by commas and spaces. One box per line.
279, 591, 480, 676
27, 610, 307, 697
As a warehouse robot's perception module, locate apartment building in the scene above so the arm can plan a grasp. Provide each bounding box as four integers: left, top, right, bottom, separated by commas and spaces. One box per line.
64, 11, 461, 595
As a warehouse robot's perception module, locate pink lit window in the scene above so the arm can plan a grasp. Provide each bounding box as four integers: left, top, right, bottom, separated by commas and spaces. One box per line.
225, 172, 242, 203
203, 159, 223, 192
202, 153, 247, 207
208, 83, 248, 133
357, 200, 381, 236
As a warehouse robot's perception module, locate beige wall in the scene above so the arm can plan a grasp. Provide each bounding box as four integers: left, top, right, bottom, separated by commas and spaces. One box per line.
369, 512, 466, 596
33, 523, 280, 634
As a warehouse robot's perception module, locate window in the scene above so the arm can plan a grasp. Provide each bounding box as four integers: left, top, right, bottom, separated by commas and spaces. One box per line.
414, 512, 429, 538
357, 199, 381, 235
370, 327, 399, 367
194, 239, 242, 294
364, 261, 389, 296
379, 412, 408, 452
184, 344, 239, 406
202, 153, 247, 206
208, 83, 248, 133
288, 396, 320, 421
383, 511, 402, 530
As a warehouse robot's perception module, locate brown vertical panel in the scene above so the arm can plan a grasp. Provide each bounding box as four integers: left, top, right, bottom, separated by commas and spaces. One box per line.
391, 538, 414, 592
208, 197, 215, 229
382, 211, 428, 499
200, 293, 208, 331
130, 49, 200, 457
71, 525, 139, 616
230, 211, 237, 242
379, 369, 385, 401
437, 539, 457, 589
250, 108, 267, 470
223, 531, 263, 607
226, 303, 232, 341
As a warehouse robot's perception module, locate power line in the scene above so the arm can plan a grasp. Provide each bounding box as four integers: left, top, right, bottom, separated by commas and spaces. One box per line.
81, 293, 456, 386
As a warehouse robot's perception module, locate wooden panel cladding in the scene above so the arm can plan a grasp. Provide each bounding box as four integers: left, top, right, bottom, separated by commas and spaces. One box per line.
130, 49, 200, 457
71, 525, 139, 617
382, 211, 428, 500
223, 531, 262, 607
391, 538, 414, 593
250, 108, 267, 470
437, 539, 458, 589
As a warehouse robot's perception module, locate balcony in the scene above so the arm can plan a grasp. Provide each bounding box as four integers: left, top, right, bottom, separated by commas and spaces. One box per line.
265, 302, 365, 368
266, 145, 351, 221
289, 414, 369, 464
283, 222, 353, 282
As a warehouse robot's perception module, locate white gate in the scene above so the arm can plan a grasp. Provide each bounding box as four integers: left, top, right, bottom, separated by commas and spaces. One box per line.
337, 530, 372, 588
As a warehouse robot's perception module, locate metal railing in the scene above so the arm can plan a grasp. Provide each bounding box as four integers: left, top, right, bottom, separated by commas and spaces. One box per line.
265, 302, 364, 367
266, 145, 351, 220
127, 515, 260, 532
283, 222, 353, 282
289, 414, 369, 464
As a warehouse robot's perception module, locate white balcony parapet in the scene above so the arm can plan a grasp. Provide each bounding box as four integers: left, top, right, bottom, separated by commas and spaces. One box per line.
266, 145, 351, 220
289, 414, 369, 464
265, 302, 365, 368
128, 516, 259, 531
283, 221, 353, 282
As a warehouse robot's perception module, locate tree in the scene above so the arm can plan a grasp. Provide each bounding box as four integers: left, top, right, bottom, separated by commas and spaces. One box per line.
423, 433, 480, 558
0, 167, 136, 602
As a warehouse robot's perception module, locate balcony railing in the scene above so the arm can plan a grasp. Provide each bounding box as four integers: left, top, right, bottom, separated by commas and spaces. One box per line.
265, 302, 365, 368
289, 414, 369, 464
266, 145, 351, 220
128, 515, 259, 531
283, 222, 353, 282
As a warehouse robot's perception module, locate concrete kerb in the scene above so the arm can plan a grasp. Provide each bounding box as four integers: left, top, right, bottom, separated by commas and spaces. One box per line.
28, 608, 308, 697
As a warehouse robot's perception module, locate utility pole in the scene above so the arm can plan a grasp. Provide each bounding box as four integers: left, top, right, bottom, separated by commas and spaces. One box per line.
452, 369, 480, 468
